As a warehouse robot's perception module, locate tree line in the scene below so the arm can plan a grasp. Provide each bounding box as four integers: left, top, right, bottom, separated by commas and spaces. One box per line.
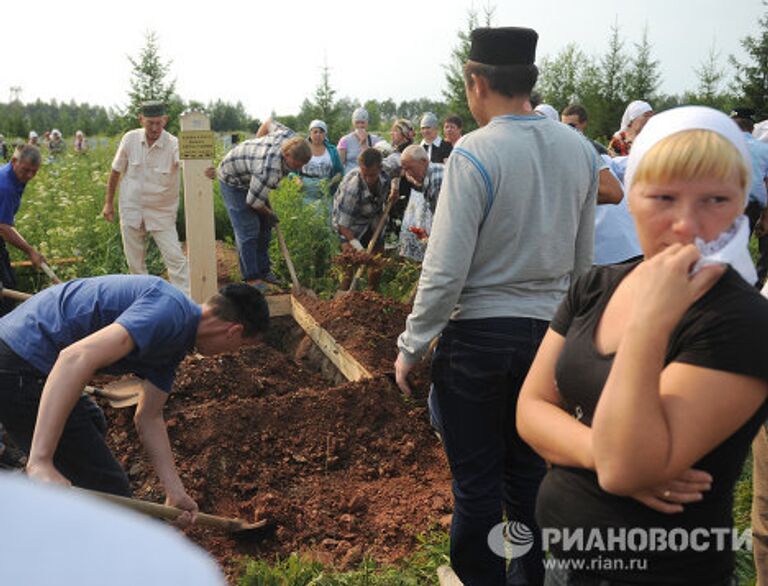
1, 3, 766, 144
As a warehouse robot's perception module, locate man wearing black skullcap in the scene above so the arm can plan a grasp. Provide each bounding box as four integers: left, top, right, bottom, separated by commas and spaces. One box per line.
396, 27, 600, 585
0, 275, 268, 525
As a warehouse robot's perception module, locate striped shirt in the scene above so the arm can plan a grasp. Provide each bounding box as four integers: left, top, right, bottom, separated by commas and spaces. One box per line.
332, 156, 400, 239
217, 121, 294, 209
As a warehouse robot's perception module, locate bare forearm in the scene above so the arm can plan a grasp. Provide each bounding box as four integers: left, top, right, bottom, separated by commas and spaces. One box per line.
28, 353, 94, 463
0, 224, 36, 257
135, 412, 186, 498
105, 170, 120, 203
592, 322, 671, 493
518, 399, 594, 469
597, 169, 623, 204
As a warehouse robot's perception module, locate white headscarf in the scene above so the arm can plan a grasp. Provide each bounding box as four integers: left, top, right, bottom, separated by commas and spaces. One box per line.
624, 105, 756, 284
534, 104, 559, 122
620, 100, 653, 131
625, 105, 752, 198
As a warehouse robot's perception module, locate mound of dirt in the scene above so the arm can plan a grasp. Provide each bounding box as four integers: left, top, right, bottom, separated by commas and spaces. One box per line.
103, 292, 450, 582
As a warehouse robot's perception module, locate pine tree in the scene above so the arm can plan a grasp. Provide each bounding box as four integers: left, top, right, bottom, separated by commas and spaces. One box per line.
125, 31, 178, 127
624, 25, 661, 102
536, 43, 590, 113
594, 20, 630, 139
442, 5, 494, 132
730, 0, 768, 118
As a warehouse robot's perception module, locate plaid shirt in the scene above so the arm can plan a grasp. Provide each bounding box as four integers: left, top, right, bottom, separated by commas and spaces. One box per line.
217, 121, 294, 209
333, 156, 400, 239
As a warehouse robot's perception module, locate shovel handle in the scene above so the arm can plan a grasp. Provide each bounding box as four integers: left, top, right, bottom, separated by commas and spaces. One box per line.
1, 287, 32, 301
40, 262, 62, 284
81, 489, 257, 533
275, 225, 301, 291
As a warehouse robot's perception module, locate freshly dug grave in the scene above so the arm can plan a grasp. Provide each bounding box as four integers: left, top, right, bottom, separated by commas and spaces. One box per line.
103, 293, 450, 582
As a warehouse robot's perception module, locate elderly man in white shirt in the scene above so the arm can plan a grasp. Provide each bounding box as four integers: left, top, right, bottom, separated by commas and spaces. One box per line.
102, 101, 189, 295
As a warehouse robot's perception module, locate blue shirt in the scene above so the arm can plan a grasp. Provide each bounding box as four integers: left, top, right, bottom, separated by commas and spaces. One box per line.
745, 133, 768, 207
0, 275, 201, 391
0, 162, 25, 225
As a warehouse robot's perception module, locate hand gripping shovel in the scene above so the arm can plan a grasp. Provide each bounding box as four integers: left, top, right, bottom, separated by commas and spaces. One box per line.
80, 489, 270, 537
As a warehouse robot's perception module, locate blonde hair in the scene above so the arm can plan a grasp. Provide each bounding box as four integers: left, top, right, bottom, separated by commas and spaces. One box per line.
632, 130, 749, 200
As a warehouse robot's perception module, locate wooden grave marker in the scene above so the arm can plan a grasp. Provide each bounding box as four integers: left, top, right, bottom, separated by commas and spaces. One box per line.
180, 111, 217, 303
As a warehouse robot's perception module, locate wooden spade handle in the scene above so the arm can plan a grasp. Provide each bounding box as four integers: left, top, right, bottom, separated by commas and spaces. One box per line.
1, 287, 32, 301
81, 489, 260, 533
275, 225, 301, 291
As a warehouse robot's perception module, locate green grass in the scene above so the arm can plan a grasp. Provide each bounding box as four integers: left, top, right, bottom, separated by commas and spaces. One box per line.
237, 530, 450, 586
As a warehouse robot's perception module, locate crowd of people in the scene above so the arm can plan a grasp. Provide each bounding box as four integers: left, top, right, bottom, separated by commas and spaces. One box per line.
1, 24, 768, 586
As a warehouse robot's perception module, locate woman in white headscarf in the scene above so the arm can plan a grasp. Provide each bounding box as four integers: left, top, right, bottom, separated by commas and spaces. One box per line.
608, 100, 653, 157
534, 103, 559, 122
518, 106, 768, 585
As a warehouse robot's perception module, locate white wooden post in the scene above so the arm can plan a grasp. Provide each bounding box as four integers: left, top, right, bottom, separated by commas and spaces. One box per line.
179, 111, 217, 303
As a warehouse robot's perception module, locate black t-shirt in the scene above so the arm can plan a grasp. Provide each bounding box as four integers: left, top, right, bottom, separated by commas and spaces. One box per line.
537, 261, 768, 584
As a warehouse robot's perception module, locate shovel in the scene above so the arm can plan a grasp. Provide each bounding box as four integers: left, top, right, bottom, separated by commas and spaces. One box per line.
40, 262, 62, 284
274, 224, 302, 293
84, 377, 144, 409
80, 489, 269, 536
0, 284, 32, 302
83, 385, 140, 409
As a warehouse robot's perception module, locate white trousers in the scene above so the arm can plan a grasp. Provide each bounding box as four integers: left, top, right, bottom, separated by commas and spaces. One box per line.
120, 222, 190, 296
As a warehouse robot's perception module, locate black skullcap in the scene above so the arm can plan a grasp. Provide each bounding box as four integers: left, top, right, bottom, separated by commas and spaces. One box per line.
469, 27, 538, 66
140, 100, 166, 117
730, 107, 755, 121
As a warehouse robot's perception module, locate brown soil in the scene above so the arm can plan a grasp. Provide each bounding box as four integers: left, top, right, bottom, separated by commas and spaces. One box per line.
102, 288, 450, 582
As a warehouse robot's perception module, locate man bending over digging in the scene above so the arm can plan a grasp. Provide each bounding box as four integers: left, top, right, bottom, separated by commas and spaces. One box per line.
0, 275, 268, 524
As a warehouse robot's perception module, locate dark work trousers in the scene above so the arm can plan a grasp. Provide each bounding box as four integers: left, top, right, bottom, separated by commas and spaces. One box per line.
430, 317, 549, 586
0, 340, 131, 496
0, 239, 19, 317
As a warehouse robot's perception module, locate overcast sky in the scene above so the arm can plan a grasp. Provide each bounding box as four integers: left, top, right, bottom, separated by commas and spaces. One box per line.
3, 0, 764, 120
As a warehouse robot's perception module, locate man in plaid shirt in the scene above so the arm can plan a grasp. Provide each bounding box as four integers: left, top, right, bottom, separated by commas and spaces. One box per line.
333, 147, 400, 290
216, 120, 311, 289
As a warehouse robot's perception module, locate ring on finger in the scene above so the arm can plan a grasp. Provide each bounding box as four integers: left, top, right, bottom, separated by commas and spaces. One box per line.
663, 490, 671, 499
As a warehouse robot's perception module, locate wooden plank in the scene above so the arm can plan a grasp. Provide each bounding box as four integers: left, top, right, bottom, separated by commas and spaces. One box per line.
266, 294, 292, 318
437, 565, 464, 586
180, 111, 217, 303
290, 296, 373, 382
11, 256, 82, 268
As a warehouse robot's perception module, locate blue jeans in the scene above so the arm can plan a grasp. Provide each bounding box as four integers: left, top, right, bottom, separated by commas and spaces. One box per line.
431, 317, 549, 586
218, 180, 272, 281
0, 341, 131, 495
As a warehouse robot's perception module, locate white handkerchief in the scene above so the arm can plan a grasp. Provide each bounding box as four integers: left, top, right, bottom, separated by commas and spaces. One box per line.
691, 215, 757, 285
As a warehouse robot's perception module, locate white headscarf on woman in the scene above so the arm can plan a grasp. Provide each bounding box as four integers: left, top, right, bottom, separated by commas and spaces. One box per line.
620, 100, 653, 132
534, 104, 559, 122
625, 105, 756, 284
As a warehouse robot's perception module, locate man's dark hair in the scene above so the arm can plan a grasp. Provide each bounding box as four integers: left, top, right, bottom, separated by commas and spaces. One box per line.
208, 284, 269, 337
733, 117, 754, 133
465, 61, 537, 98
444, 114, 463, 129
13, 144, 41, 166
358, 147, 383, 169
562, 104, 588, 123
